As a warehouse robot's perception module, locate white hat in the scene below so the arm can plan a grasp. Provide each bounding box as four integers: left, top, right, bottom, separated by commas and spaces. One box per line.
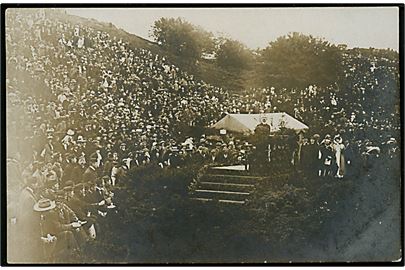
33, 198, 56, 212
77, 135, 86, 143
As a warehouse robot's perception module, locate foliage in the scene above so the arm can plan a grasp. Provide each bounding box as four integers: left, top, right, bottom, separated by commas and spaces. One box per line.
258, 32, 344, 89
151, 17, 214, 64
246, 182, 312, 244
196, 60, 249, 91
216, 38, 254, 72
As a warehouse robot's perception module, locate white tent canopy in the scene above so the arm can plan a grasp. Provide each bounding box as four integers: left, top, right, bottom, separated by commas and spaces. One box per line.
211, 112, 309, 134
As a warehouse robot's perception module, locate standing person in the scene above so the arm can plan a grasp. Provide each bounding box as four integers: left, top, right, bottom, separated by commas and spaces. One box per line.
333, 134, 346, 178
110, 160, 119, 186
344, 139, 357, 178
306, 135, 321, 178
320, 134, 335, 177
293, 134, 305, 168
241, 142, 251, 171
41, 134, 55, 163
311, 134, 322, 177
82, 155, 99, 184
299, 138, 310, 173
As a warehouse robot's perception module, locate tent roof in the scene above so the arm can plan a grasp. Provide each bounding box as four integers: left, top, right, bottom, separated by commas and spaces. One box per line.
211, 112, 309, 134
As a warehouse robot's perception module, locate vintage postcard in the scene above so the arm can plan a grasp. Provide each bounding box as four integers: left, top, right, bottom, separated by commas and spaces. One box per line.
2, 4, 403, 265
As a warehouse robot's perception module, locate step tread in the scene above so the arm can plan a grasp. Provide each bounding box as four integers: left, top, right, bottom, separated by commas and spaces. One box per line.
190, 197, 213, 202
218, 199, 245, 204
205, 174, 264, 179
190, 197, 245, 204
200, 181, 255, 188
195, 189, 250, 195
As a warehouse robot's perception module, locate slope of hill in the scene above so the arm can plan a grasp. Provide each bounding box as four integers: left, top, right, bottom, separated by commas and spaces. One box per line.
60, 10, 160, 52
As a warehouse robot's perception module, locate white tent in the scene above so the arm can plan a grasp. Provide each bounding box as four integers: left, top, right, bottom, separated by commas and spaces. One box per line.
211, 112, 309, 134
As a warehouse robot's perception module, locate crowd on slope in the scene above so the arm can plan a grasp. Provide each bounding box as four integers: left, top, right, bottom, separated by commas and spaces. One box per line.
6, 9, 400, 263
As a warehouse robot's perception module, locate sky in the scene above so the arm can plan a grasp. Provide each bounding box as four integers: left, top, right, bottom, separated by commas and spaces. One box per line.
67, 7, 399, 51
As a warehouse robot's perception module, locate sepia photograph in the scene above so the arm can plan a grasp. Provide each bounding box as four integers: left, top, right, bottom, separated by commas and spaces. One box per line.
2, 4, 403, 265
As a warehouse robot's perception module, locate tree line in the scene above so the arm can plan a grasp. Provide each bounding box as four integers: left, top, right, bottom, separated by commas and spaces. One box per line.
150, 17, 398, 92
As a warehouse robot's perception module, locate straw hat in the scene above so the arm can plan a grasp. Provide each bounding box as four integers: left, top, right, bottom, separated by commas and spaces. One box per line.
67, 129, 75, 136
33, 198, 56, 212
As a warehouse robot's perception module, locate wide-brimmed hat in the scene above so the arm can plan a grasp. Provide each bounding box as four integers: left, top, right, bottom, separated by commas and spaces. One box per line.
67, 129, 75, 136
77, 135, 86, 143
33, 198, 56, 212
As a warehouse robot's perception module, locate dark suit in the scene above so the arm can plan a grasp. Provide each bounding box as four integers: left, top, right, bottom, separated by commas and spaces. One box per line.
82, 166, 98, 183
62, 163, 83, 185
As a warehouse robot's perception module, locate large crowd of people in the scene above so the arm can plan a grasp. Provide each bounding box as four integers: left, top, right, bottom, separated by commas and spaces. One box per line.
6, 9, 400, 263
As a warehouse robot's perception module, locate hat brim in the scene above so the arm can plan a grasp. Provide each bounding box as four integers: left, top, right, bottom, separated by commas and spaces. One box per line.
33, 200, 56, 212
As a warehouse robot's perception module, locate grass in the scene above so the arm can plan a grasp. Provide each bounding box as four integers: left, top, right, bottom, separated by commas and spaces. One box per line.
77, 159, 400, 263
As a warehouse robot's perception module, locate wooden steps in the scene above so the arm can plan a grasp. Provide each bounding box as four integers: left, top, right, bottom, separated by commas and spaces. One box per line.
189, 172, 262, 205
189, 165, 293, 205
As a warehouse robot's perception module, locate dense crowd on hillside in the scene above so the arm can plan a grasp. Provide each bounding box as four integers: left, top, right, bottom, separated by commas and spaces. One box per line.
6, 9, 400, 263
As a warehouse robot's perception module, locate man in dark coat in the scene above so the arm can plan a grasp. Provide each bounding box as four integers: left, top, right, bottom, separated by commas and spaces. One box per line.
320, 135, 335, 177
82, 155, 99, 183
102, 153, 114, 178
302, 136, 320, 177
62, 154, 83, 186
